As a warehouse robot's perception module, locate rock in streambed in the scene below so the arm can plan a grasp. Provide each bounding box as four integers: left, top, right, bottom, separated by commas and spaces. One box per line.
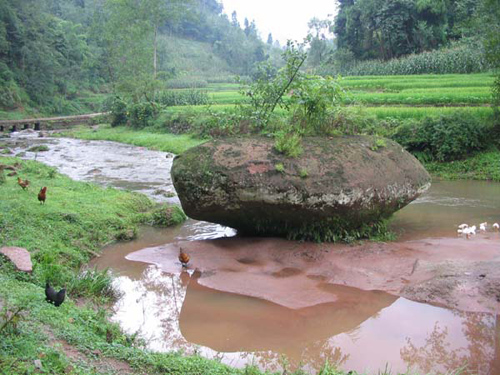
171, 136, 431, 241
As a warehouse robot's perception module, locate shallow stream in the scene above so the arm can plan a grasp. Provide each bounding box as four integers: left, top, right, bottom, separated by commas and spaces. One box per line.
3, 131, 500, 374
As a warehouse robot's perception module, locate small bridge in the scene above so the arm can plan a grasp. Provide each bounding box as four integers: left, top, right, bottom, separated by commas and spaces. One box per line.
0, 113, 106, 133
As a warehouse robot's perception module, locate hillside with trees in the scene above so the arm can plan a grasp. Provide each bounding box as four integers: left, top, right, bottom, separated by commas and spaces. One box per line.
304, 0, 498, 78
0, 0, 270, 116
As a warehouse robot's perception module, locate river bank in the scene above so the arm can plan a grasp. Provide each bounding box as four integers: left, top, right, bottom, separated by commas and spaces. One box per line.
0, 157, 265, 374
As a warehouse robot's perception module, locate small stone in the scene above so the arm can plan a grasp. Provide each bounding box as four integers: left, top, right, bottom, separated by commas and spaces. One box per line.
34, 359, 43, 370
91, 349, 102, 356
0, 247, 33, 272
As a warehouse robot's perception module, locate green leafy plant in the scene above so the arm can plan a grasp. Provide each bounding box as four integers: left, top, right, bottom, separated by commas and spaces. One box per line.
275, 163, 285, 173
243, 41, 307, 127
109, 97, 128, 127
274, 131, 303, 158
289, 75, 344, 133
371, 137, 387, 151
128, 101, 157, 129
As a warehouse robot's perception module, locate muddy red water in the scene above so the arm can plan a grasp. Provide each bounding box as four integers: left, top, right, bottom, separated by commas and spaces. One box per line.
6, 133, 500, 374
95, 199, 500, 374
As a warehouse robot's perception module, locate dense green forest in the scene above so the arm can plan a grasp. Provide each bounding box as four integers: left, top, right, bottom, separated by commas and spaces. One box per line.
306, 0, 499, 77
0, 0, 270, 115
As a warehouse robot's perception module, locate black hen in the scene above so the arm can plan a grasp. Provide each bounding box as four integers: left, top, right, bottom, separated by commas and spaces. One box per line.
45, 282, 66, 307
45, 282, 56, 302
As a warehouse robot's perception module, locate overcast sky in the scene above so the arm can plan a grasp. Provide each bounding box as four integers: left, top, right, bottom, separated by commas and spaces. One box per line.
221, 0, 337, 45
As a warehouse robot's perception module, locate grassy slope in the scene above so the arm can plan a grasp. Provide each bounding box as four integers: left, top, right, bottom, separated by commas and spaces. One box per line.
0, 35, 234, 121
0, 158, 354, 375
0, 157, 190, 287
59, 125, 206, 154
160, 35, 233, 80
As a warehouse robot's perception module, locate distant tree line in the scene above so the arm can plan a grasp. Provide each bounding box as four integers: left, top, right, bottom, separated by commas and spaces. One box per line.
332, 0, 481, 61
302, 0, 500, 80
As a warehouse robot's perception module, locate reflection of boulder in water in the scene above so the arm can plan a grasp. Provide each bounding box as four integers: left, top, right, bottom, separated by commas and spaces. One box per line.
179, 278, 397, 353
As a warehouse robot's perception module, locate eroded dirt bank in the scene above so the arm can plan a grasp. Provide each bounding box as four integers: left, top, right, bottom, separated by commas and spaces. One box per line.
127, 234, 500, 314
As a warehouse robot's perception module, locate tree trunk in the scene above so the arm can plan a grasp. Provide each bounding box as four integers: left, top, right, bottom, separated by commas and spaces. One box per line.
153, 24, 158, 80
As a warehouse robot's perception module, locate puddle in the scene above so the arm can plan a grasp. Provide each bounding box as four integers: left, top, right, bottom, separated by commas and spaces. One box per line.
107, 265, 500, 374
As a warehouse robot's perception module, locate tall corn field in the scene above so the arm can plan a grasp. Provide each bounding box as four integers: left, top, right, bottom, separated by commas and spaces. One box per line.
338, 44, 490, 76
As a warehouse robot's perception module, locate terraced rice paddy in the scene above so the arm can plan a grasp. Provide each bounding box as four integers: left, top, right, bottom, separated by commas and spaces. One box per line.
166, 73, 496, 118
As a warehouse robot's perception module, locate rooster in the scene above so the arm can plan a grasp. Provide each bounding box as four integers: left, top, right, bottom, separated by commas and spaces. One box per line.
38, 187, 47, 204
17, 177, 30, 190
45, 282, 66, 307
178, 248, 190, 268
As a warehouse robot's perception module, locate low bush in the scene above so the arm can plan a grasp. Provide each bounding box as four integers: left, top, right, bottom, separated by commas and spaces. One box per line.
108, 96, 128, 127
128, 101, 157, 129
154, 110, 197, 134
392, 113, 490, 161
192, 107, 252, 138
274, 131, 303, 157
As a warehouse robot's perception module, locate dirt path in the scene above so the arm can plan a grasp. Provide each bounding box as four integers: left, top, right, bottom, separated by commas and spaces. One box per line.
44, 327, 134, 374
127, 234, 500, 314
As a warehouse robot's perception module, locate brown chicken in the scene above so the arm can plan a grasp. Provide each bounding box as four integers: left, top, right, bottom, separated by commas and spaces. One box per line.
17, 177, 30, 190
38, 187, 47, 204
178, 248, 190, 268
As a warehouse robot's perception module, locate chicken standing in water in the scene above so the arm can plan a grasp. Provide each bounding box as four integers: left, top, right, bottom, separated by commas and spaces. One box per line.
45, 282, 66, 307
179, 248, 190, 268
17, 177, 30, 190
38, 187, 47, 204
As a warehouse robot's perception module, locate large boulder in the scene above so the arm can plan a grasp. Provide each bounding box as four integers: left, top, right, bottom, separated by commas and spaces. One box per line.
171, 136, 431, 241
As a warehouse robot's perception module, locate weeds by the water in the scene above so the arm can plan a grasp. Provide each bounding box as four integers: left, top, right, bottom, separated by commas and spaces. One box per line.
143, 204, 187, 227
68, 267, 119, 303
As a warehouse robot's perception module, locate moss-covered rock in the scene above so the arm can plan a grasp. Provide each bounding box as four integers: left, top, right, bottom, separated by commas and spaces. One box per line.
171, 136, 431, 241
